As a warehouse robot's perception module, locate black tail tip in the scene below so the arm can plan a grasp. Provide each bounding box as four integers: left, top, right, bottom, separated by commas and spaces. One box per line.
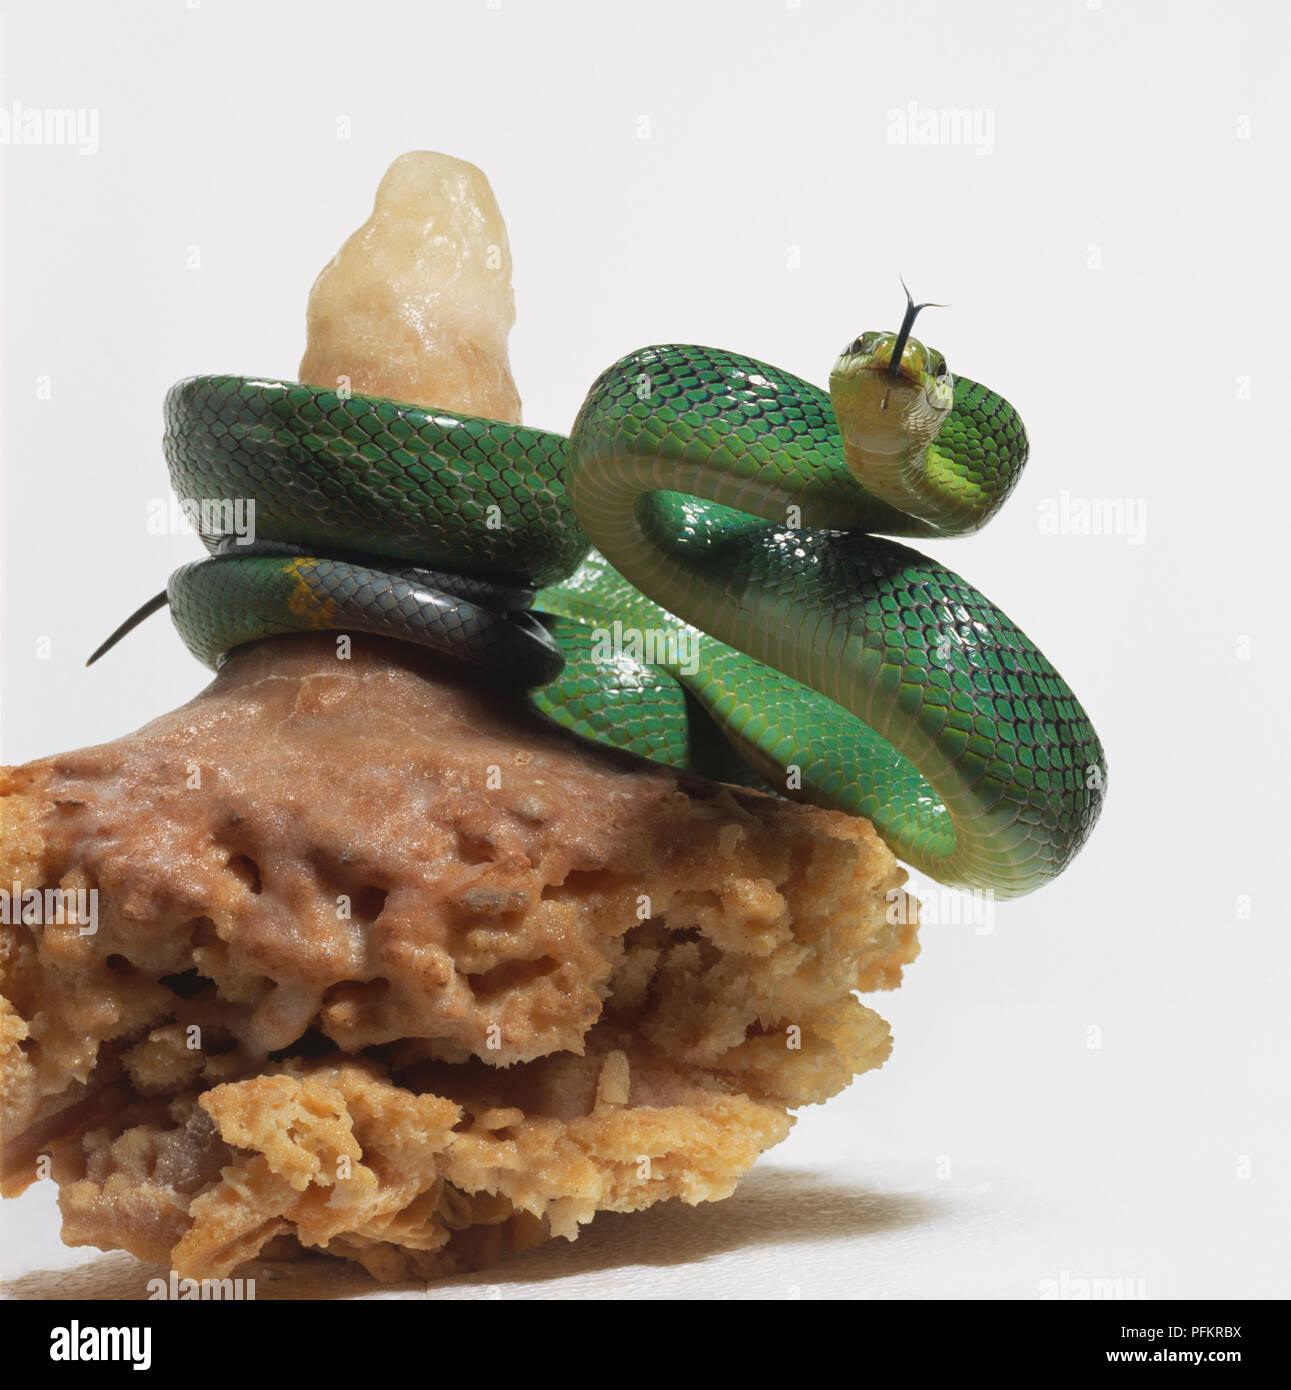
86, 590, 170, 666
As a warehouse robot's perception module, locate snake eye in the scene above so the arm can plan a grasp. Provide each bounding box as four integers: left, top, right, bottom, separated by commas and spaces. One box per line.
848, 337, 865, 357
932, 358, 948, 378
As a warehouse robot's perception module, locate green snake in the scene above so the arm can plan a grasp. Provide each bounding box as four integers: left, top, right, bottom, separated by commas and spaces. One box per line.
92, 297, 1106, 898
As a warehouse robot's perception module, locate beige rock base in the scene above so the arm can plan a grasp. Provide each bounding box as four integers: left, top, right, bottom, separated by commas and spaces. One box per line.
0, 635, 918, 1281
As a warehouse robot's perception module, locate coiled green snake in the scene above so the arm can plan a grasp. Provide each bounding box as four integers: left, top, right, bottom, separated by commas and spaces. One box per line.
92, 296, 1106, 898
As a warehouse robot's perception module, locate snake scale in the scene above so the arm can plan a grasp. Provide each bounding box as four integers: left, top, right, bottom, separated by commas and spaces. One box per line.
93, 299, 1106, 898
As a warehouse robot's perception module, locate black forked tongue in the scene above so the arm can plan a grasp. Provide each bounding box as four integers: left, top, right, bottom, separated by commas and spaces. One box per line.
86, 590, 169, 666
887, 279, 944, 379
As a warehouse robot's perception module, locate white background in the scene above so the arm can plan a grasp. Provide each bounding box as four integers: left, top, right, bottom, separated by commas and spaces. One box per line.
1, 0, 1287, 1299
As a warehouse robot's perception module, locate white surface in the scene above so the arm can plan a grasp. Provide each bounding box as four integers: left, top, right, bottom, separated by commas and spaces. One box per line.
1, 0, 1288, 1299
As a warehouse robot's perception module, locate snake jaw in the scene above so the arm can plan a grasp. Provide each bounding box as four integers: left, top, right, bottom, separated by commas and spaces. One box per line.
879, 352, 925, 388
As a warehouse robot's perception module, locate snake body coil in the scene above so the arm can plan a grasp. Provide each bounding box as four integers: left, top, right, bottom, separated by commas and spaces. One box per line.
101, 328, 1106, 899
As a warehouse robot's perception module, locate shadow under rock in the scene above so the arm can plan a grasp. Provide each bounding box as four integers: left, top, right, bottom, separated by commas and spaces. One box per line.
1, 1248, 386, 1302
2, 1168, 942, 1301
432, 1167, 943, 1294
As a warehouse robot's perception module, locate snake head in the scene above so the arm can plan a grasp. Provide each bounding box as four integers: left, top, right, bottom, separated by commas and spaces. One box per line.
829, 329, 954, 474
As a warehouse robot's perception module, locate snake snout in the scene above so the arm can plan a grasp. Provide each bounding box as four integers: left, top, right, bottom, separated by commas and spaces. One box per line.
833, 331, 930, 390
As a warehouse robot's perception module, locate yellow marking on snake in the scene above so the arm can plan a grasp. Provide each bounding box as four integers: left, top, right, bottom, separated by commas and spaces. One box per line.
284, 558, 340, 627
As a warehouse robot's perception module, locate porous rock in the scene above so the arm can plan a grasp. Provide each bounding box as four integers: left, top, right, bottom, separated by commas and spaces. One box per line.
0, 636, 918, 1279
